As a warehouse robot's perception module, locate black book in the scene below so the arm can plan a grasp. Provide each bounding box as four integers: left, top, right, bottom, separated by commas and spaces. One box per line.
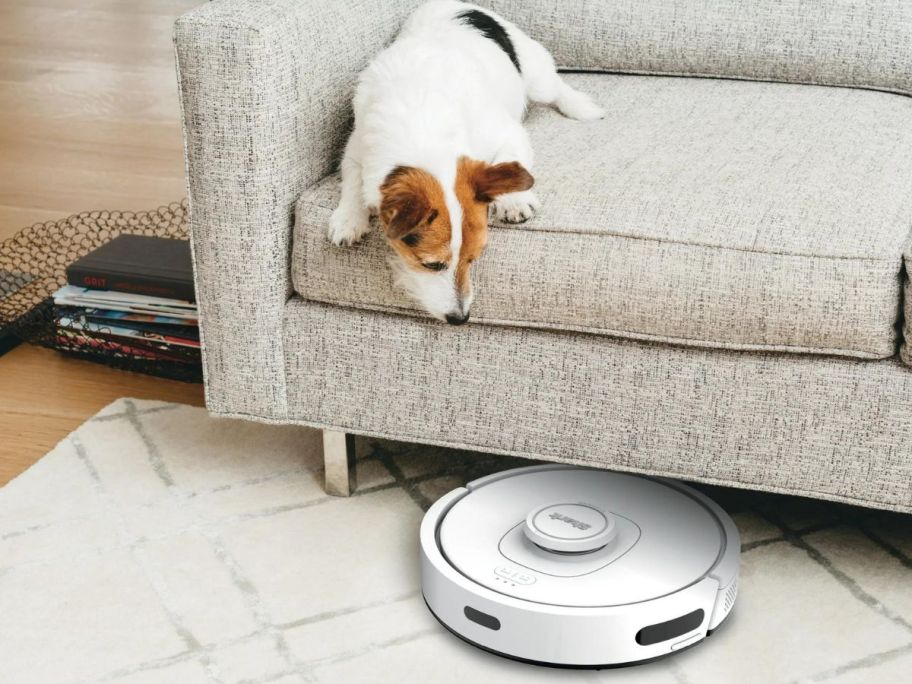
66, 235, 195, 302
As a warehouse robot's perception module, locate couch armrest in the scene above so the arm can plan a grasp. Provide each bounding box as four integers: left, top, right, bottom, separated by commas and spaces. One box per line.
174, 0, 420, 418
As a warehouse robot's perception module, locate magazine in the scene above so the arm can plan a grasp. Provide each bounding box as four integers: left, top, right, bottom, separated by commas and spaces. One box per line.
52, 285, 197, 320
57, 312, 201, 349
79, 308, 199, 340
55, 330, 198, 363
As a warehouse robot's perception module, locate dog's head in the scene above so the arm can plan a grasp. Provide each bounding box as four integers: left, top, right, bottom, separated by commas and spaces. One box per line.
379, 157, 533, 324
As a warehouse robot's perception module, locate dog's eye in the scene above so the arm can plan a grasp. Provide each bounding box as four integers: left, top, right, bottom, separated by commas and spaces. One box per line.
422, 261, 447, 271
402, 233, 420, 247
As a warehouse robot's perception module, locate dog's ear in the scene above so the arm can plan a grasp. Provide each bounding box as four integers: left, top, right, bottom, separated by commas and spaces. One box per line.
472, 161, 534, 203
379, 166, 438, 240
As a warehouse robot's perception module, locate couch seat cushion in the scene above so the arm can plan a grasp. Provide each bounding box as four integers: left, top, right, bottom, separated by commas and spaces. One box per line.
293, 74, 912, 358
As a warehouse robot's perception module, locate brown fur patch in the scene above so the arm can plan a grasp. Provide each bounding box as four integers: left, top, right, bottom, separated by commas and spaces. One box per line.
470, 160, 534, 203
455, 158, 492, 297
379, 166, 452, 270
454, 157, 534, 296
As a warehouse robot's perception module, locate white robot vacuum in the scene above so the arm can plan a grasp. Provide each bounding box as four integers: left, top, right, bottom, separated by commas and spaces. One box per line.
420, 465, 740, 668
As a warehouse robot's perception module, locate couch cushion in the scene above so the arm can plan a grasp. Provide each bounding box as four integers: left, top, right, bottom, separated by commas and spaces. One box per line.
479, 0, 912, 98
293, 74, 912, 359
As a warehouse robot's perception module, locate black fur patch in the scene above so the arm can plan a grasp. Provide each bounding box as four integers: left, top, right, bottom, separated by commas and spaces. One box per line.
456, 9, 521, 73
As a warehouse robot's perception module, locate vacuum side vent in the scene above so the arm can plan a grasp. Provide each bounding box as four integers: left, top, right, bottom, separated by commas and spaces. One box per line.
723, 578, 738, 613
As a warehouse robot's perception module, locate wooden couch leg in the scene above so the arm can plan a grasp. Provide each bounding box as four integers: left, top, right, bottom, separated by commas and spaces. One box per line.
323, 430, 356, 496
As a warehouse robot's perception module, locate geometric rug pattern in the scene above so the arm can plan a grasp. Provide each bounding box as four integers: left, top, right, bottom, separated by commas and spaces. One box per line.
1, 399, 910, 684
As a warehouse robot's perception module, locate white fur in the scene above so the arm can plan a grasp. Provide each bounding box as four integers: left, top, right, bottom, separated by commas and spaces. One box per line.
328, 0, 605, 321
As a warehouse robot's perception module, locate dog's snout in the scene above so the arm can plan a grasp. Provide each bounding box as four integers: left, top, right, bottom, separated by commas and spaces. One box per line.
445, 312, 470, 326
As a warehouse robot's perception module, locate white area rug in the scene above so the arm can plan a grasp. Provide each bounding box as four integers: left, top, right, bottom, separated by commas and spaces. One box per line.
1, 398, 911, 684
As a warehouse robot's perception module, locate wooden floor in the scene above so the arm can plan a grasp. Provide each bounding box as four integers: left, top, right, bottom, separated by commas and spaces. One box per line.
0, 0, 204, 485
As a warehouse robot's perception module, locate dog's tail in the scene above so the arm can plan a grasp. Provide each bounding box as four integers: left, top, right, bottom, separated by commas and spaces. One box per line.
515, 33, 605, 121
554, 79, 606, 121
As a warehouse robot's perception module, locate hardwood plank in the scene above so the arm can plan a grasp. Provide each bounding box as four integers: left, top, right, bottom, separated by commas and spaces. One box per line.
0, 345, 204, 486
1, 0, 198, 13
0, 344, 204, 420
1, 133, 186, 180
0, 170, 187, 237
0, 80, 182, 123
0, 9, 189, 59
0, 115, 185, 151
0, 413, 86, 486
0, 206, 71, 235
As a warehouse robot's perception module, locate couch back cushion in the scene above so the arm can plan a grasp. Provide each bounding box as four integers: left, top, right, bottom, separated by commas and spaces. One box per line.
480, 0, 912, 97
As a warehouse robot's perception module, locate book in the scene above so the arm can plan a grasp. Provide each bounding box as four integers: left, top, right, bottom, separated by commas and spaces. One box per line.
53, 285, 197, 320
65, 235, 195, 302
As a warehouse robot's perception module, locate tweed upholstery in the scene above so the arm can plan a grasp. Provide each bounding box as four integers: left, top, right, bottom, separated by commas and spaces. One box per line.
293, 74, 912, 358
281, 298, 912, 513
480, 0, 912, 97
174, 0, 423, 417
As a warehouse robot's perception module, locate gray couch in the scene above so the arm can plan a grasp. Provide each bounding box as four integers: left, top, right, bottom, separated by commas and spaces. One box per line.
174, 0, 912, 513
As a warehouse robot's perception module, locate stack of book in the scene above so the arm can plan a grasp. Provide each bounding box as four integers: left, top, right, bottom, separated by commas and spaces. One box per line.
51, 235, 200, 369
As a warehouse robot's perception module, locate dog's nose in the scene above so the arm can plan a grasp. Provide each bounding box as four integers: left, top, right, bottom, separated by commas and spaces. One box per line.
445, 312, 470, 326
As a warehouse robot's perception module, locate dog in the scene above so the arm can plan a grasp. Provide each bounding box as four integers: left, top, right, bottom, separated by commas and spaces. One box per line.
328, 0, 604, 324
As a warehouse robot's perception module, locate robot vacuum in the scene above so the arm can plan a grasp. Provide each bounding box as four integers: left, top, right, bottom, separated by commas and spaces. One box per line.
420, 465, 740, 668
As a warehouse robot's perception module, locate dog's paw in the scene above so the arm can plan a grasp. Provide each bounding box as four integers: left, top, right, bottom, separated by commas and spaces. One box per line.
493, 190, 540, 224
328, 205, 370, 246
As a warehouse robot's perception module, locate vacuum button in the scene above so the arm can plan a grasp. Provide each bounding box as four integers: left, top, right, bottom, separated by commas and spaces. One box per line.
523, 502, 617, 554
495, 565, 536, 585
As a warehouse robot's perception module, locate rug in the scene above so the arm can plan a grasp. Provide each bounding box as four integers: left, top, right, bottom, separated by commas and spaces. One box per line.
1, 399, 910, 684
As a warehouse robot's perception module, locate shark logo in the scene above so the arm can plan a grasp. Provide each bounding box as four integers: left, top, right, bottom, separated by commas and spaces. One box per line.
548, 512, 592, 530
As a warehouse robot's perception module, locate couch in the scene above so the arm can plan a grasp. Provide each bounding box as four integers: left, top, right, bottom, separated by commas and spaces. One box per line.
174, 0, 912, 512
